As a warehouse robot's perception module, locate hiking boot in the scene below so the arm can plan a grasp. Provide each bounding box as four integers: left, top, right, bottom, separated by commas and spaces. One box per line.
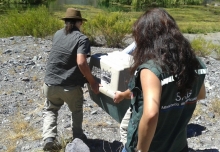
43, 137, 62, 151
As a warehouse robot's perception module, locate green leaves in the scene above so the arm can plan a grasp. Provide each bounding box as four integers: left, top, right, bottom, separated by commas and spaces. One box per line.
83, 12, 133, 48
191, 37, 220, 58
0, 6, 63, 37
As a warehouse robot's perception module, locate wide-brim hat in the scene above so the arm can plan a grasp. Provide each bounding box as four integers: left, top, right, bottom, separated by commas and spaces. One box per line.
61, 8, 87, 21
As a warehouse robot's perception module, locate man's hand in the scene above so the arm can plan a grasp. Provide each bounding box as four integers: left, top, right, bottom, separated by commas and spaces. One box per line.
90, 82, 100, 94
77, 53, 100, 94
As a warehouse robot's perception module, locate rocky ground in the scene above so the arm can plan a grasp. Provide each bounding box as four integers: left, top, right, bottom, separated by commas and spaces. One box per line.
0, 33, 220, 152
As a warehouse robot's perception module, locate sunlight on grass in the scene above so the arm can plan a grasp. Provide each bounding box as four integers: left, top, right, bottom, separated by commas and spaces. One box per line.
0, 111, 42, 152
53, 4, 220, 36
191, 37, 220, 58
192, 103, 202, 119
166, 5, 220, 33
212, 98, 220, 115
0, 4, 220, 42
191, 37, 214, 57
28, 102, 44, 116
83, 11, 133, 47
0, 6, 63, 38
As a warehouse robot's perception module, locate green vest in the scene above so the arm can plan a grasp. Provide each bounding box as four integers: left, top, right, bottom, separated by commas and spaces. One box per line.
125, 58, 207, 152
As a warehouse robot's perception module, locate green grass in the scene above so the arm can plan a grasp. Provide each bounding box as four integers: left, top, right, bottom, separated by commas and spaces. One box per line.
0, 4, 220, 49
83, 12, 133, 48
212, 98, 220, 116
191, 37, 220, 57
0, 111, 42, 152
0, 5, 63, 37
1, 4, 220, 37
166, 5, 220, 33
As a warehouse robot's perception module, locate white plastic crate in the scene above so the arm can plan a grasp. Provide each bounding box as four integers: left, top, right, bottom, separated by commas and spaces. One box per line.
90, 51, 133, 97
88, 51, 133, 122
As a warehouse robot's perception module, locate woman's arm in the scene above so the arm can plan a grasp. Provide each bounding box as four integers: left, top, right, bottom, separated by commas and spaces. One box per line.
136, 69, 162, 151
113, 89, 132, 103
197, 83, 206, 100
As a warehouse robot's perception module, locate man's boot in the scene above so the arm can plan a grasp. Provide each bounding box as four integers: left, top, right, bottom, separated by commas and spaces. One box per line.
43, 137, 62, 151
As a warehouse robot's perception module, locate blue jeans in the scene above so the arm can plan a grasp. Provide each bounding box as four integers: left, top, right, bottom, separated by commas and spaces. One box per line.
122, 147, 127, 152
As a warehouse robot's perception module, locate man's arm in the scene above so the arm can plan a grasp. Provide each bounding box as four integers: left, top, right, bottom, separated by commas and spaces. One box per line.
77, 54, 99, 94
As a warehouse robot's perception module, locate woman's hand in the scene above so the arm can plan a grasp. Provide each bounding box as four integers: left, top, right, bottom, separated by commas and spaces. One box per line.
113, 91, 125, 103
113, 89, 132, 103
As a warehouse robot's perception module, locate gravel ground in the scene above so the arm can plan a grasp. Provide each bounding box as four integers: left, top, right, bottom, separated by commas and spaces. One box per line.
0, 33, 220, 152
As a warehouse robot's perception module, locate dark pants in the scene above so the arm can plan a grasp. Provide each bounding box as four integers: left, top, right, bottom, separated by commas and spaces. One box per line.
121, 144, 188, 152
179, 144, 188, 152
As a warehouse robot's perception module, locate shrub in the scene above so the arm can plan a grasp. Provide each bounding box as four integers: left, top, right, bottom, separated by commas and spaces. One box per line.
213, 43, 220, 59
83, 12, 133, 48
212, 98, 220, 116
0, 111, 41, 152
0, 6, 63, 38
191, 37, 215, 57
179, 22, 220, 34
192, 103, 202, 119
167, 6, 220, 34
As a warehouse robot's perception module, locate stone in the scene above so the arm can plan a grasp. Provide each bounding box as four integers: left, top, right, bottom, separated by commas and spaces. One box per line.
0, 35, 220, 152
65, 138, 90, 152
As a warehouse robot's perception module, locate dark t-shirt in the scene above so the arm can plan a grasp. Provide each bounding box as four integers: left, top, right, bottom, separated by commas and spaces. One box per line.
44, 28, 90, 86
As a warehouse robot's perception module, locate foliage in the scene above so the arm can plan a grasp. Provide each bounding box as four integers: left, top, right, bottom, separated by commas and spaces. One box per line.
166, 5, 220, 33
100, 0, 206, 9
82, 5, 220, 34
215, 44, 220, 59
83, 12, 133, 48
0, 0, 52, 5
0, 5, 63, 38
1, 3, 220, 50
0, 111, 42, 152
191, 37, 220, 57
212, 98, 220, 115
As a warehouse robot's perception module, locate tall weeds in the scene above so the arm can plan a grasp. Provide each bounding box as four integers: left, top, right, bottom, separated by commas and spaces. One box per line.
83, 12, 133, 48
212, 98, 220, 116
191, 37, 220, 58
0, 5, 63, 38
0, 111, 42, 152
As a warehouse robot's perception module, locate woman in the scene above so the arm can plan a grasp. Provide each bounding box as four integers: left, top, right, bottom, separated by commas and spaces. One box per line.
114, 8, 207, 152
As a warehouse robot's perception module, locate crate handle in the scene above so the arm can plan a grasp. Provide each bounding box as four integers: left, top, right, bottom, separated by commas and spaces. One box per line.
99, 87, 115, 99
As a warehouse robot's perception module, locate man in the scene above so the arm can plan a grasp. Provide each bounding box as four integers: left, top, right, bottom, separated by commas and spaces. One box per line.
42, 8, 99, 151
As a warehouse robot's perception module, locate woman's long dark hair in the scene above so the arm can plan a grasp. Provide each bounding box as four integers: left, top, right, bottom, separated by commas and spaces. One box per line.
64, 19, 82, 35
131, 8, 199, 96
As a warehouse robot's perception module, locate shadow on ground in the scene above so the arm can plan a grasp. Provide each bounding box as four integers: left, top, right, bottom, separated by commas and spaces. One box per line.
187, 123, 206, 138
87, 139, 219, 152
62, 137, 219, 152
87, 139, 123, 152
189, 148, 219, 152
187, 123, 218, 152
